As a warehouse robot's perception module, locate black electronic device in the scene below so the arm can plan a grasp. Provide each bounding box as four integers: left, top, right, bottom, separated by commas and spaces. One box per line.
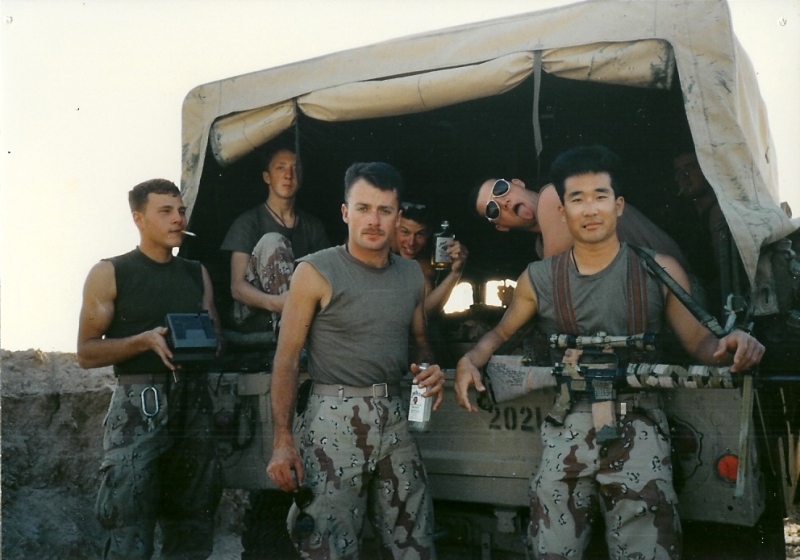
165, 312, 218, 363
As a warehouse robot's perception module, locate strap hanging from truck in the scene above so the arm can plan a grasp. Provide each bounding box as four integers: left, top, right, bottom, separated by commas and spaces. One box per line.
532, 50, 543, 177
552, 245, 649, 335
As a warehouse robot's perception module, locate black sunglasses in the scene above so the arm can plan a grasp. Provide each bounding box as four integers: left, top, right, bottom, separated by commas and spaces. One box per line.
293, 485, 315, 540
485, 179, 511, 222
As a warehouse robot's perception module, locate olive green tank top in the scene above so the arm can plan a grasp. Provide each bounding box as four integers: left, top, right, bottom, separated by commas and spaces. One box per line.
106, 248, 205, 375
299, 245, 424, 386
528, 244, 664, 361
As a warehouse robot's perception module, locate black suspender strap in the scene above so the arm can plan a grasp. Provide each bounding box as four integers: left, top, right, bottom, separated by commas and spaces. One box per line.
626, 245, 649, 334
552, 252, 580, 334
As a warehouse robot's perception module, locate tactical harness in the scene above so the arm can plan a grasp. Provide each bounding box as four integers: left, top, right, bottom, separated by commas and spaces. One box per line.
551, 245, 651, 336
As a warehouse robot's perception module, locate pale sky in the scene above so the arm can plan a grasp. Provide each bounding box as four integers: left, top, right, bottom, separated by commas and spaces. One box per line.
1, 0, 798, 352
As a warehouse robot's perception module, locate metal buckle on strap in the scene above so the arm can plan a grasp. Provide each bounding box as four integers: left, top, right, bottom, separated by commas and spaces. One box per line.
372, 383, 389, 399
141, 386, 160, 418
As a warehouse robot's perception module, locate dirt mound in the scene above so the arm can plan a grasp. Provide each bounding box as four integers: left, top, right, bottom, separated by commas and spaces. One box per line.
1, 350, 245, 559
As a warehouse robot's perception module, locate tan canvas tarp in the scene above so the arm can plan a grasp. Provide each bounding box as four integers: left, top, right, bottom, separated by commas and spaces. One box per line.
208, 101, 296, 169
209, 42, 675, 166
182, 0, 796, 291
299, 52, 536, 125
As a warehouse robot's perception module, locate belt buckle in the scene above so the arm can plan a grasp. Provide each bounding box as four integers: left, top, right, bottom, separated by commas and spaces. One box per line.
372, 383, 389, 398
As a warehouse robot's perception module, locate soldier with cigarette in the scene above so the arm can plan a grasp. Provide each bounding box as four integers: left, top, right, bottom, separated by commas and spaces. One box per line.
77, 179, 223, 560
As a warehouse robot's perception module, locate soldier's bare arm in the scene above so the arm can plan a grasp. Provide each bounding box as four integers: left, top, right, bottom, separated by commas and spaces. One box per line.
422, 240, 468, 316
201, 265, 224, 356
455, 271, 539, 411
230, 250, 288, 313
267, 262, 329, 491
659, 254, 765, 371
538, 184, 576, 257
77, 261, 175, 370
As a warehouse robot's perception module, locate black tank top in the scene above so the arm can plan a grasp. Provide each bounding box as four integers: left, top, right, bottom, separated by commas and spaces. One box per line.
106, 248, 204, 375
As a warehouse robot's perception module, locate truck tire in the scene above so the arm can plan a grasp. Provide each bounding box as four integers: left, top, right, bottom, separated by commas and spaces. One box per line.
753, 507, 787, 560
682, 511, 786, 560
241, 489, 299, 560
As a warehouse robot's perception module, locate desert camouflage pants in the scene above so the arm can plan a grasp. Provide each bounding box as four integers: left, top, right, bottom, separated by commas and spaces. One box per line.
95, 377, 222, 560
233, 232, 294, 329
291, 393, 436, 560
530, 407, 681, 560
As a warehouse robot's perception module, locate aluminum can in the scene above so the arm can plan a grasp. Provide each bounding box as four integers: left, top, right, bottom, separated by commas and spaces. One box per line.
408, 363, 432, 432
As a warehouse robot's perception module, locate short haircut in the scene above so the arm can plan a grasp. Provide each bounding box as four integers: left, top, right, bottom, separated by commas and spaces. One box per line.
671, 144, 698, 164
260, 144, 296, 172
343, 162, 404, 203
550, 145, 624, 203
400, 202, 433, 228
128, 179, 181, 212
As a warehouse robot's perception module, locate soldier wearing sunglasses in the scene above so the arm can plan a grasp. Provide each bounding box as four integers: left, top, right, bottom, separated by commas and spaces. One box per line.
471, 175, 687, 267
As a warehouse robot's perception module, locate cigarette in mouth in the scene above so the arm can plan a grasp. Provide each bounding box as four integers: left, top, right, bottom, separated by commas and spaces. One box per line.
180, 230, 196, 237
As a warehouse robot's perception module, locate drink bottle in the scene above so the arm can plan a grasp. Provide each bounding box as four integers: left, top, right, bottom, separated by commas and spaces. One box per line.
431, 221, 454, 270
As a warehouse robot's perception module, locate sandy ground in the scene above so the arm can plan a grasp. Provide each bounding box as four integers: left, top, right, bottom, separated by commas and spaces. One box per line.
2, 349, 799, 559
788, 507, 800, 560
0, 349, 247, 559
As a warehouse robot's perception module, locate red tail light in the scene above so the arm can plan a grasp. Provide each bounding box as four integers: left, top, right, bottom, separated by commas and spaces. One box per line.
715, 454, 739, 482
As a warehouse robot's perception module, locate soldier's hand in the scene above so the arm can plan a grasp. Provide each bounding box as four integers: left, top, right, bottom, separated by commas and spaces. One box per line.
455, 356, 485, 412
715, 330, 765, 372
446, 241, 469, 274
141, 326, 175, 370
497, 285, 515, 307
267, 446, 304, 492
411, 363, 445, 411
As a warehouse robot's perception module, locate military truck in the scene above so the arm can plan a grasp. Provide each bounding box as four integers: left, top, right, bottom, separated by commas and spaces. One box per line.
178, 1, 800, 557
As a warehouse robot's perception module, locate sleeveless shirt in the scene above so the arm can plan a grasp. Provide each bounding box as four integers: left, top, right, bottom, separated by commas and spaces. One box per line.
298, 245, 424, 386
528, 243, 664, 361
105, 248, 205, 375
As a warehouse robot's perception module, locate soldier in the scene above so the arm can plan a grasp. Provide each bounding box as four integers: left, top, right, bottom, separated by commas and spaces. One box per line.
470, 174, 688, 268
77, 179, 223, 559
455, 146, 764, 560
672, 148, 727, 314
392, 202, 469, 315
267, 162, 446, 559
221, 145, 330, 332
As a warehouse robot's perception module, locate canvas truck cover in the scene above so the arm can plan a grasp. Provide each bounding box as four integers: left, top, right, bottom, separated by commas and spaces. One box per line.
181, 0, 796, 301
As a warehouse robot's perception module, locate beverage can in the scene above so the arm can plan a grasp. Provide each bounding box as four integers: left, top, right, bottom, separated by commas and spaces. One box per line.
408, 363, 432, 432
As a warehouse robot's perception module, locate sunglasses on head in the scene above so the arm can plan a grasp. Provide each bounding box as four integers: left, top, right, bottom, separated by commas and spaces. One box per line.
293, 485, 315, 540
484, 179, 511, 222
